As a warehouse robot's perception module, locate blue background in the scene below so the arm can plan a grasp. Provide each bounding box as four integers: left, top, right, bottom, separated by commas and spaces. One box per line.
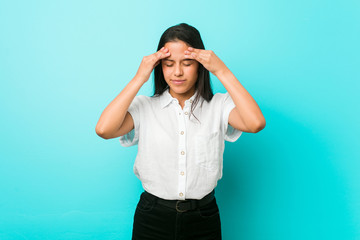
1, 0, 359, 239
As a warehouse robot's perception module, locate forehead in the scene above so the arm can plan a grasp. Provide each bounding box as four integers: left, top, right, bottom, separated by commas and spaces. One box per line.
163, 41, 190, 60
164, 40, 189, 49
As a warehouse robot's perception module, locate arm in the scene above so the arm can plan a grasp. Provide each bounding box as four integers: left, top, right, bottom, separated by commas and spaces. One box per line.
95, 47, 171, 139
95, 76, 144, 139
216, 67, 266, 133
185, 48, 266, 133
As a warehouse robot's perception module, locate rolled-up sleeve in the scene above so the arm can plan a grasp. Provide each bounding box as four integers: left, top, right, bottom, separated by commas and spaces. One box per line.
221, 92, 242, 142
119, 96, 141, 147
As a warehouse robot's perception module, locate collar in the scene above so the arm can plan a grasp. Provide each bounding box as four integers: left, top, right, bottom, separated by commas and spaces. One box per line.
160, 88, 199, 109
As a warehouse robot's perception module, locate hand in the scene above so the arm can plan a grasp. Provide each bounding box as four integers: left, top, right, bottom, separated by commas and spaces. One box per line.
184, 47, 228, 76
135, 47, 171, 83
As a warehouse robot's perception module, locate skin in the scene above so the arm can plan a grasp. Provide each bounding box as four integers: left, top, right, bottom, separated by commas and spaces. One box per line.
95, 47, 171, 139
161, 41, 199, 108
183, 44, 266, 133
95, 39, 266, 139
161, 40, 266, 133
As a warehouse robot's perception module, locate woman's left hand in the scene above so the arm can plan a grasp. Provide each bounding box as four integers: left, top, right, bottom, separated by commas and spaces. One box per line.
184, 47, 228, 76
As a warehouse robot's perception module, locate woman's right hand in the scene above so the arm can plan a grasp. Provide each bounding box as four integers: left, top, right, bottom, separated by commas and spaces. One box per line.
135, 47, 171, 83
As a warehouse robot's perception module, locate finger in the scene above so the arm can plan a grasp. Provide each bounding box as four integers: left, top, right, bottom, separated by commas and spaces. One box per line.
160, 52, 171, 60
184, 48, 202, 57
184, 52, 201, 62
156, 49, 170, 60
187, 47, 202, 53
154, 48, 169, 65
156, 47, 168, 55
154, 59, 161, 67
160, 47, 169, 53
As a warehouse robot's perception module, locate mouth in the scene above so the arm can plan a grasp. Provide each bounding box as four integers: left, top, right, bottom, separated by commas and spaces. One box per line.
171, 79, 186, 85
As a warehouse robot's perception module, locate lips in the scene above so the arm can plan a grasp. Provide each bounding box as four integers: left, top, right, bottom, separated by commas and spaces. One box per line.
171, 80, 185, 85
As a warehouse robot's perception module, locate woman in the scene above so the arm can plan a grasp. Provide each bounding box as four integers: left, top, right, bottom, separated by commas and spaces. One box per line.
96, 23, 266, 240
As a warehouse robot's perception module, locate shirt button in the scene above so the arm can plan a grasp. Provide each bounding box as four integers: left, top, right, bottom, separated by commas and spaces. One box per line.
180, 131, 184, 135
180, 171, 185, 176
184, 112, 188, 115
179, 192, 184, 197
179, 112, 181, 115
181, 151, 185, 155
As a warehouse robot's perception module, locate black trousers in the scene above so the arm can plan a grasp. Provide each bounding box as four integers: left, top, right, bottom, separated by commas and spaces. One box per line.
132, 191, 222, 240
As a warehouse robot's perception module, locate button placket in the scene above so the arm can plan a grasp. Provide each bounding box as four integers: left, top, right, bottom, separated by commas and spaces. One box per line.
176, 105, 187, 200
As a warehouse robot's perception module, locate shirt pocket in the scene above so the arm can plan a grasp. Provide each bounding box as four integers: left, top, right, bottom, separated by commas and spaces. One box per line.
194, 131, 221, 171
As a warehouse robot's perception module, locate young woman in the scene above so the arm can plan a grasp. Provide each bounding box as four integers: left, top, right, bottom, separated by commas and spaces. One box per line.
96, 23, 266, 240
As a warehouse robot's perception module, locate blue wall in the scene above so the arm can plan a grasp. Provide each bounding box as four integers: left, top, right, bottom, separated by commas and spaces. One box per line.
1, 0, 359, 239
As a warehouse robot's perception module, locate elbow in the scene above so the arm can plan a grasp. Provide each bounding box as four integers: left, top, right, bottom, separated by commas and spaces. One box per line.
95, 126, 111, 139
251, 119, 266, 133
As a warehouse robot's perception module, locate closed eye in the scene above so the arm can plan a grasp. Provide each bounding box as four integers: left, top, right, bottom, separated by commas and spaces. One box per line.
165, 63, 191, 67
163, 60, 193, 67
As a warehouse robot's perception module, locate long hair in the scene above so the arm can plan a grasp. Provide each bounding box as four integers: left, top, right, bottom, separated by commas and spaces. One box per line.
153, 23, 213, 122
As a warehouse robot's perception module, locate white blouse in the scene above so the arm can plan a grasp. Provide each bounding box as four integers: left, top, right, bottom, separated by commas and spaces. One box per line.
119, 88, 242, 200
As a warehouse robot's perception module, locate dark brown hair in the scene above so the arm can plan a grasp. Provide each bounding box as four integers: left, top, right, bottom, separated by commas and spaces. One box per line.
152, 23, 213, 122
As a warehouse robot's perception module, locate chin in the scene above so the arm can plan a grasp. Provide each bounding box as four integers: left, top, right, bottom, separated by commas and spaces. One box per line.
169, 84, 184, 90
170, 88, 184, 94
171, 88, 192, 95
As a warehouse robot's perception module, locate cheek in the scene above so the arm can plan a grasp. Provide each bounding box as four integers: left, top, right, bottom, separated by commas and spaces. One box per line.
187, 66, 199, 79
162, 67, 171, 80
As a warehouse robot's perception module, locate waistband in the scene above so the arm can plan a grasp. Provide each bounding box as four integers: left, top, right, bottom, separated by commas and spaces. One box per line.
142, 190, 215, 213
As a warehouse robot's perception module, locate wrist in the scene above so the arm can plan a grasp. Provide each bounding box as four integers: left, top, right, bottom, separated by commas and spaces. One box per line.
214, 66, 230, 79
133, 74, 148, 85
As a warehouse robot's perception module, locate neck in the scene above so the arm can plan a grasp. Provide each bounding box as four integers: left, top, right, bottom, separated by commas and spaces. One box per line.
169, 87, 196, 104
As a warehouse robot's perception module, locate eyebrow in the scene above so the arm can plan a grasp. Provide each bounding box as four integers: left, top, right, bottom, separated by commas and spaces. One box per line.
163, 58, 194, 62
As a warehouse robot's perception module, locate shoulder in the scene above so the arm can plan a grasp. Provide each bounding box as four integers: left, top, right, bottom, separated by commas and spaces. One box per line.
213, 92, 228, 98
210, 92, 230, 103
132, 94, 160, 106
133, 94, 156, 101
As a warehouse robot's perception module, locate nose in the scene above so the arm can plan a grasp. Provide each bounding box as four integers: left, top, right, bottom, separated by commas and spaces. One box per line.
174, 63, 183, 77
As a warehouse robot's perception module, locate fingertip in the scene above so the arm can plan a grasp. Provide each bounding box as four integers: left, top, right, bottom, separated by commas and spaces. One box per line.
160, 52, 170, 59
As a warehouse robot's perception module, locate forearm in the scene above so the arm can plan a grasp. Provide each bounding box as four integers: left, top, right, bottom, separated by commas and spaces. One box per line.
215, 67, 266, 130
95, 75, 145, 135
